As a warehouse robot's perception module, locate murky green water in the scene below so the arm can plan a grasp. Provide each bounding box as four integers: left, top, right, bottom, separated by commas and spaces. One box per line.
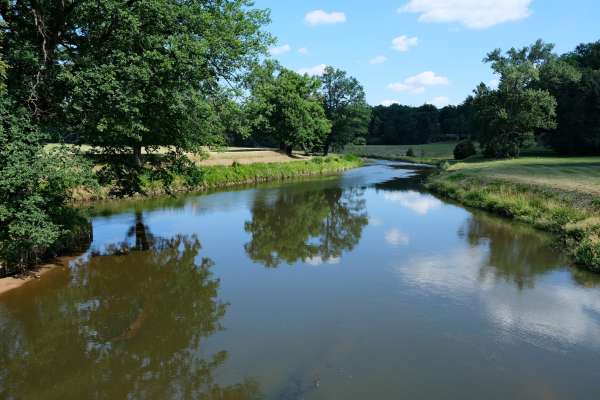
2, 162, 600, 400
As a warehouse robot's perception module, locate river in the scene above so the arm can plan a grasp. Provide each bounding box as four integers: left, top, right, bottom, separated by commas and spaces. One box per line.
1, 161, 599, 399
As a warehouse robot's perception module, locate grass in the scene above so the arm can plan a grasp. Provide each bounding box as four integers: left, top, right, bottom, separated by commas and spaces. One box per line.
427, 156, 600, 272
75, 155, 364, 201
344, 142, 457, 164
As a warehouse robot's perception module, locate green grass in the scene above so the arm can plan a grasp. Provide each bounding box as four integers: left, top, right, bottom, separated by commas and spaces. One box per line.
427, 156, 600, 272
76, 155, 363, 201
344, 142, 457, 164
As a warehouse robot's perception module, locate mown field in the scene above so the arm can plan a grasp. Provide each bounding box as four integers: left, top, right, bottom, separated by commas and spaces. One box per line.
344, 142, 457, 163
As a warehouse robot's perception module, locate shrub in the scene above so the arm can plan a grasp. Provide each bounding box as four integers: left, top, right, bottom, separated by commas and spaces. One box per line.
453, 140, 477, 160
0, 98, 94, 273
406, 148, 415, 157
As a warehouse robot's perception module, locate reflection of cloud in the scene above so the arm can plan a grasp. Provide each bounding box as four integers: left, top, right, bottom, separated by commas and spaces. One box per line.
304, 256, 341, 266
383, 191, 442, 214
369, 217, 383, 227
395, 246, 600, 348
385, 228, 410, 246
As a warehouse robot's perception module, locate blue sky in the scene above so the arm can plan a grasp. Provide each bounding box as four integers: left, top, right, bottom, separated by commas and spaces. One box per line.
253, 0, 600, 107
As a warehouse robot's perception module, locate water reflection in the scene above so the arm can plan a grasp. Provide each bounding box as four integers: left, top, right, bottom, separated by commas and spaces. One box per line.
0, 230, 260, 399
244, 187, 368, 267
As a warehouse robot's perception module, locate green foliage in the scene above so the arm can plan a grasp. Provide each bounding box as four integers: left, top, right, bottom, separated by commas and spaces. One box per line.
538, 41, 600, 155
453, 140, 477, 160
0, 97, 93, 271
473, 40, 557, 158
319, 66, 371, 154
406, 148, 415, 157
247, 62, 331, 154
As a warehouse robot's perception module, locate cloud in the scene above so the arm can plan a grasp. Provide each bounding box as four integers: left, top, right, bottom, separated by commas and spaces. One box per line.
385, 228, 410, 246
388, 71, 449, 94
304, 255, 341, 266
298, 47, 309, 55
305, 10, 347, 26
392, 35, 418, 52
427, 96, 450, 108
369, 55, 388, 65
269, 44, 291, 56
297, 64, 328, 76
383, 191, 442, 214
381, 99, 401, 107
398, 0, 533, 29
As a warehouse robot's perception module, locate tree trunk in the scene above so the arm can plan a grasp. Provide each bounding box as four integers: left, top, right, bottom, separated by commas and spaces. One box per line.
133, 145, 143, 167
286, 145, 293, 157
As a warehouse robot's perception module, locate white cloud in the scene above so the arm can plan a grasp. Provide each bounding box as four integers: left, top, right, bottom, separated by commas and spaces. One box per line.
381, 99, 401, 107
298, 47, 309, 55
297, 64, 328, 76
427, 96, 450, 108
383, 191, 442, 214
385, 228, 410, 246
305, 10, 347, 26
269, 44, 291, 56
388, 71, 449, 94
369, 55, 388, 65
392, 35, 418, 52
304, 255, 341, 266
399, 0, 533, 29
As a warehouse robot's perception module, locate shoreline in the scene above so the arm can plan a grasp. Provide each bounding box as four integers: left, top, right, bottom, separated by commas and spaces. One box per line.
1, 156, 364, 295
426, 171, 600, 272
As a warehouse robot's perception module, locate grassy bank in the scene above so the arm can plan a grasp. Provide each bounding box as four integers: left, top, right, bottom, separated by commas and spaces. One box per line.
344, 143, 457, 164
76, 155, 364, 201
427, 156, 600, 272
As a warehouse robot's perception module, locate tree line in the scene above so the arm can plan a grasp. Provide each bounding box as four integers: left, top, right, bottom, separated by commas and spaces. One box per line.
367, 39, 600, 158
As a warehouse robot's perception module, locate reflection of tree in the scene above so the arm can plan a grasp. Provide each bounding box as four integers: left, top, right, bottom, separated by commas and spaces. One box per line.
0, 233, 261, 399
461, 213, 566, 289
244, 188, 368, 267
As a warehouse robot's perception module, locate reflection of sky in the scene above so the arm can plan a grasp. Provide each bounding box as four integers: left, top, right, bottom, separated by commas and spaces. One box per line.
384, 228, 409, 247
383, 191, 442, 214
303, 256, 341, 266
395, 245, 600, 349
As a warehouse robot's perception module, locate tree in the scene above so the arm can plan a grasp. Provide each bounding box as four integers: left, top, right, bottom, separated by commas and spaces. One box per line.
319, 66, 371, 155
0, 43, 92, 273
473, 40, 557, 158
247, 62, 331, 155
1, 0, 272, 166
538, 41, 600, 155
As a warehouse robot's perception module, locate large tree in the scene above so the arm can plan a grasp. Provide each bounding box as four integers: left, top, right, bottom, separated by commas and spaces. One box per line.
319, 66, 370, 155
247, 62, 331, 155
474, 40, 557, 158
0, 0, 272, 164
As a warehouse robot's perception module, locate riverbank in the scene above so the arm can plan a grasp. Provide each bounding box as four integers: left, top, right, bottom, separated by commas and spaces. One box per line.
426, 156, 600, 272
344, 143, 456, 165
75, 155, 363, 201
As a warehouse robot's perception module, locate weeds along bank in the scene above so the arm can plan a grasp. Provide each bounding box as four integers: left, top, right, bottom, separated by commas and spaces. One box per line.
427, 168, 600, 272
76, 155, 363, 201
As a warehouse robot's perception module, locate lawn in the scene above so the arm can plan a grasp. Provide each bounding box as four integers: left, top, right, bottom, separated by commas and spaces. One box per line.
449, 156, 600, 196
344, 142, 457, 163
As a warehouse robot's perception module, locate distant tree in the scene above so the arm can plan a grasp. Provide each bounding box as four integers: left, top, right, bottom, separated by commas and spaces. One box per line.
538, 41, 600, 155
319, 67, 371, 155
474, 40, 557, 158
247, 63, 331, 155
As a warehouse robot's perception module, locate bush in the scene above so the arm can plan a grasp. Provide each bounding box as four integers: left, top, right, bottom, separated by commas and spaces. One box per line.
453, 141, 477, 160
0, 98, 94, 273
405, 148, 415, 157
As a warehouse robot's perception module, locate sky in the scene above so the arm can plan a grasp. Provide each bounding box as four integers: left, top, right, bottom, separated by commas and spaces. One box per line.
253, 0, 600, 107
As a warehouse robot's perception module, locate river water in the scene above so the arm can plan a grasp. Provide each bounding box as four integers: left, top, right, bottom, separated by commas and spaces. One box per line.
1, 162, 600, 399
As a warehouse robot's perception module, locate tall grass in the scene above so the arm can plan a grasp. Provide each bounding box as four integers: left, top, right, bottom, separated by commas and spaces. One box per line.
427, 173, 600, 272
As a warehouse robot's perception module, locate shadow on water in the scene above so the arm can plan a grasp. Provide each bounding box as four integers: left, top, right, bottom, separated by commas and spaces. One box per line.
0, 214, 262, 400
